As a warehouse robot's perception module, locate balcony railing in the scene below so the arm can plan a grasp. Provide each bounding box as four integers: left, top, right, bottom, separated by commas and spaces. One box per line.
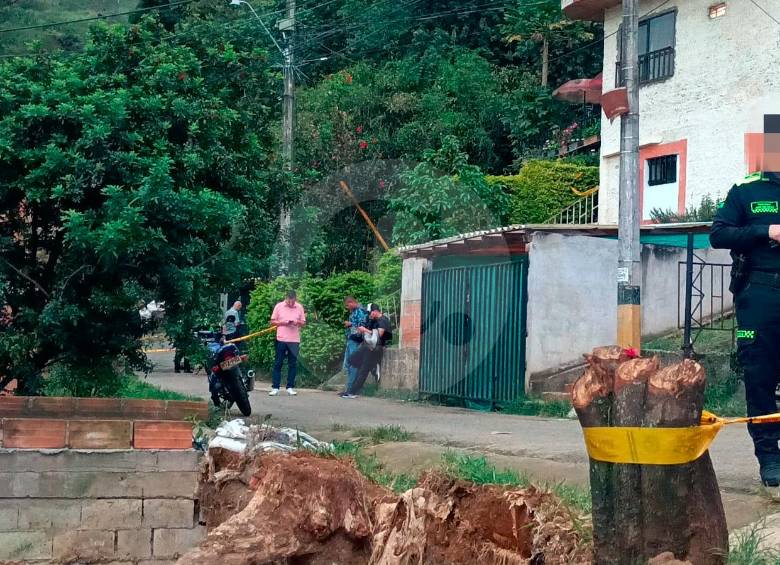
616, 46, 675, 86
545, 188, 599, 225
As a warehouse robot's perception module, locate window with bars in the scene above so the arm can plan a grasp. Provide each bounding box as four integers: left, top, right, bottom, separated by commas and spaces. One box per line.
616, 11, 676, 86
647, 155, 678, 186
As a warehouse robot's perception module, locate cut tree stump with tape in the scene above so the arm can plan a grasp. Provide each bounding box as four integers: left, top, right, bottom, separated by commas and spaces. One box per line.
571, 346, 728, 565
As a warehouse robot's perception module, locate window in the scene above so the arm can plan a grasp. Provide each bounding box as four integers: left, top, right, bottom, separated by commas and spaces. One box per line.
708, 3, 726, 18
647, 155, 677, 186
616, 11, 676, 85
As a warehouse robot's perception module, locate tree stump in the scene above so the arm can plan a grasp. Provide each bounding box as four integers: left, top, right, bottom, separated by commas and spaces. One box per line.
572, 348, 728, 565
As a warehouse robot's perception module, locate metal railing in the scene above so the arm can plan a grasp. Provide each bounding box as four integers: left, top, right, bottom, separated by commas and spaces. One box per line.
545, 189, 599, 225
380, 290, 401, 330
678, 233, 734, 357
616, 46, 675, 86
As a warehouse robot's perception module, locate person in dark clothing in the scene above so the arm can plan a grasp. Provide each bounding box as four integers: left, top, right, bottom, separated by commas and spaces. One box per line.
344, 303, 393, 398
710, 161, 780, 487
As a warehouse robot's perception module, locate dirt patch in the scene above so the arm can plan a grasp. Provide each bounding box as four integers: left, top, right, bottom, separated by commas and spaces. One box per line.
182, 452, 383, 565
183, 451, 590, 565
197, 447, 261, 529
370, 472, 589, 565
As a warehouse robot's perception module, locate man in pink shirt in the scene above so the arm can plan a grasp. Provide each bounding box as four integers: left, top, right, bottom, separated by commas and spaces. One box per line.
269, 290, 306, 396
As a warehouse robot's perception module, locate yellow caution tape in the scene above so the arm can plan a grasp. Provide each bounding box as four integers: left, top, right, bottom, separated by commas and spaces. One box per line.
142, 327, 276, 352
570, 185, 599, 197
582, 411, 780, 465
224, 326, 276, 344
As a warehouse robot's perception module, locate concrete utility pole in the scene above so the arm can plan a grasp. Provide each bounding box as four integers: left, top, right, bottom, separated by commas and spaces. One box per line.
278, 0, 296, 275
229, 0, 295, 275
617, 0, 641, 350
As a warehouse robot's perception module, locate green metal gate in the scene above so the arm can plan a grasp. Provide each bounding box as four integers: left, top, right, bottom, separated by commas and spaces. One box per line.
419, 258, 527, 404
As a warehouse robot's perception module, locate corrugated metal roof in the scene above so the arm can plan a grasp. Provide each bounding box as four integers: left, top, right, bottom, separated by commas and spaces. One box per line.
397, 222, 712, 255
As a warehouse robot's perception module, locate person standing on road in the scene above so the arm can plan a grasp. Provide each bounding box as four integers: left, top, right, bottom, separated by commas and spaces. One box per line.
340, 297, 367, 398
344, 303, 392, 398
223, 301, 243, 342
269, 290, 306, 396
711, 132, 780, 487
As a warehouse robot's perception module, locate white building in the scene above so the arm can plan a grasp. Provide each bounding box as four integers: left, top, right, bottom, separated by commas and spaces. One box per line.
562, 0, 780, 223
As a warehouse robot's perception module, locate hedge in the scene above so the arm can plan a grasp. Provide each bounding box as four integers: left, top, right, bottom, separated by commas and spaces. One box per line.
245, 253, 400, 387
487, 160, 599, 224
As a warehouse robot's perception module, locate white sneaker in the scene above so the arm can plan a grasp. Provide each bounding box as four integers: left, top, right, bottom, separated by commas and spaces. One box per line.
269, 388, 280, 396
286, 388, 297, 396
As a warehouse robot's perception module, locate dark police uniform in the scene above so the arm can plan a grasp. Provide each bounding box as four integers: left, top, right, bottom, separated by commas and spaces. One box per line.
711, 171, 780, 486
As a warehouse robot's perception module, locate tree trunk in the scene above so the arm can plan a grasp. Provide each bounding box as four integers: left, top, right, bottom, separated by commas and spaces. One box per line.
541, 38, 549, 87
571, 349, 728, 565
614, 357, 660, 561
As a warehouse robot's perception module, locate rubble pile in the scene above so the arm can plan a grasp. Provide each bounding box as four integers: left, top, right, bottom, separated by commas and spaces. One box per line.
182, 443, 591, 565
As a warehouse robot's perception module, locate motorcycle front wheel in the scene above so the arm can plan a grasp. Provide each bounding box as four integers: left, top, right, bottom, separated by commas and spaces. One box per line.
223, 368, 252, 417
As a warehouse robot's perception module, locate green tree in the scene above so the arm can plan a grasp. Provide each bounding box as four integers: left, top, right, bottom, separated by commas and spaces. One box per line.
390, 136, 510, 246
0, 18, 282, 393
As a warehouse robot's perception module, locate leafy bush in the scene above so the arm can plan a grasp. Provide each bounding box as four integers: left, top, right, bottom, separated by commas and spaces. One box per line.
305, 271, 374, 326
374, 251, 402, 297
297, 321, 346, 386
650, 195, 718, 224
246, 273, 370, 386
488, 160, 599, 224
391, 136, 511, 246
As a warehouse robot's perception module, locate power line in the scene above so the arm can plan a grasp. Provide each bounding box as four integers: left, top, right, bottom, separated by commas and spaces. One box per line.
291, 0, 522, 57
749, 0, 780, 26
0, 0, 197, 34
547, 0, 670, 64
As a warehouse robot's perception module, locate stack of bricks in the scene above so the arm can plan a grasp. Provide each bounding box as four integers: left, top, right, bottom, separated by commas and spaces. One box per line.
0, 397, 209, 564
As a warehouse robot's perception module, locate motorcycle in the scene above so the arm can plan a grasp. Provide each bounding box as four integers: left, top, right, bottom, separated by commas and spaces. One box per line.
200, 331, 253, 417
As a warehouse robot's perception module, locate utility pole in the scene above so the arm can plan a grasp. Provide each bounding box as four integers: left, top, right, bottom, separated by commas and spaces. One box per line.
278, 0, 296, 275
617, 0, 641, 351
227, 0, 294, 274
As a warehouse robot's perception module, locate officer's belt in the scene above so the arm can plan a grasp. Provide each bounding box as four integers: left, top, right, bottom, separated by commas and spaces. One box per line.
747, 271, 780, 288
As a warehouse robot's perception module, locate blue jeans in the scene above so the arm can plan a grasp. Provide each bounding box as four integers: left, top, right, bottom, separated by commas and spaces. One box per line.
344, 339, 360, 392
272, 340, 299, 389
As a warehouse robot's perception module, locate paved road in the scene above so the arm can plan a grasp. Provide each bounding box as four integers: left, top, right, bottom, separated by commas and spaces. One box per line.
145, 352, 759, 495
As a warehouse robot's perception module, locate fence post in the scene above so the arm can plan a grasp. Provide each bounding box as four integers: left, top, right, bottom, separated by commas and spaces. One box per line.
682, 232, 695, 359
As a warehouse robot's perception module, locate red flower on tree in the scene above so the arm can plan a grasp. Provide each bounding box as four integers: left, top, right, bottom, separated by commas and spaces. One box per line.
358, 140, 368, 150
378, 179, 386, 189
355, 125, 363, 134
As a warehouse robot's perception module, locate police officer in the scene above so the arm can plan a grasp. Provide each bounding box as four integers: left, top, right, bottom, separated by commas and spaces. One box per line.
711, 170, 780, 487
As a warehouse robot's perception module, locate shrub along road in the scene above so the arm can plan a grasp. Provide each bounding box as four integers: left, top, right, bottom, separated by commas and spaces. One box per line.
145, 351, 771, 529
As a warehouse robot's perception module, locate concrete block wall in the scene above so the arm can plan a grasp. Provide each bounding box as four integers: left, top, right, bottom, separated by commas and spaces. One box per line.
379, 348, 420, 391
0, 449, 205, 565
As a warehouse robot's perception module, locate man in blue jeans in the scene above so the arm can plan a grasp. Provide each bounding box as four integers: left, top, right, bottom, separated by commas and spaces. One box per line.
340, 297, 367, 398
269, 291, 306, 396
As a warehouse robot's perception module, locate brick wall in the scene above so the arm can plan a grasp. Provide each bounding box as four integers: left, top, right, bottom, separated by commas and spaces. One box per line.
0, 449, 204, 565
399, 301, 421, 348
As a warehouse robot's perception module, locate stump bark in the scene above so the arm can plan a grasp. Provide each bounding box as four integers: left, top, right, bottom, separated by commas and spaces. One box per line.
572, 348, 728, 565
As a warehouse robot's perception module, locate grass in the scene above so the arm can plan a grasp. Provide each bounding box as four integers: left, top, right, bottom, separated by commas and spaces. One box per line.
500, 397, 573, 418
644, 317, 736, 354
440, 452, 591, 514
119, 376, 201, 401
728, 521, 780, 565
331, 441, 417, 493
354, 424, 413, 443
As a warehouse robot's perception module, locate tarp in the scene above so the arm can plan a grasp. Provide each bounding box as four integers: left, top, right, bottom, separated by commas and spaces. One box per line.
605, 233, 711, 249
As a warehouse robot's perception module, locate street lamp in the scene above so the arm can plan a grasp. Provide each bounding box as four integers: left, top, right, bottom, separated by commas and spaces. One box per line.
228, 0, 285, 58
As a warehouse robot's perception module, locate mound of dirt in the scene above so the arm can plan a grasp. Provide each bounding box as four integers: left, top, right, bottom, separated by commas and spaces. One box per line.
370, 472, 590, 565
182, 451, 591, 565
182, 452, 386, 565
